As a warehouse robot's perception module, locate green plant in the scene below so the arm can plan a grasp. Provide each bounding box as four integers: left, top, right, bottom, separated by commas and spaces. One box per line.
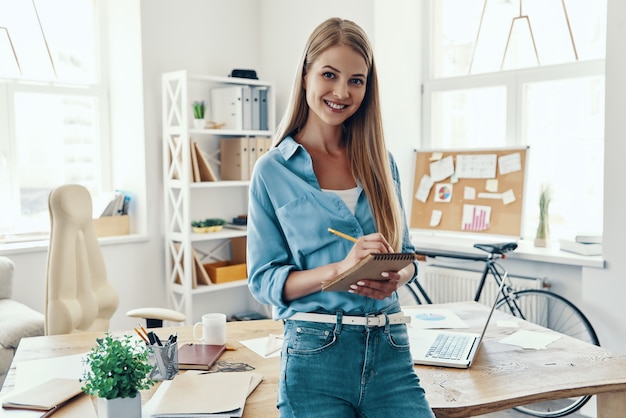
80, 334, 155, 400
192, 100, 205, 119
201, 218, 226, 227
536, 184, 551, 240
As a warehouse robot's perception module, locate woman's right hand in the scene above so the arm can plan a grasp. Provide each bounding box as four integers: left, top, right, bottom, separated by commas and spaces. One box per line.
337, 232, 393, 272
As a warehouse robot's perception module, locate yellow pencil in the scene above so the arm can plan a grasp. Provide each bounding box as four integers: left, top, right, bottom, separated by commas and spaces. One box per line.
327, 228, 358, 243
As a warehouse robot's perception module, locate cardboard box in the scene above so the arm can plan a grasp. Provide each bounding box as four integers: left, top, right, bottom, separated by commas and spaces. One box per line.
93, 215, 130, 237
203, 261, 247, 284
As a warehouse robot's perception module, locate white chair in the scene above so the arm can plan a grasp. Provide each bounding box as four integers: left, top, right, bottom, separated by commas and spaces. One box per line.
0, 256, 44, 388
45, 184, 184, 335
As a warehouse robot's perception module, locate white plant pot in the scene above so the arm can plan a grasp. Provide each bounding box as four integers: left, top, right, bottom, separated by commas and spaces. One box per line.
193, 119, 205, 129
98, 394, 141, 418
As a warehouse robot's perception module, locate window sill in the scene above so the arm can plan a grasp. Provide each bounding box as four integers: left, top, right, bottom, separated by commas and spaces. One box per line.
410, 231, 605, 269
0, 234, 149, 256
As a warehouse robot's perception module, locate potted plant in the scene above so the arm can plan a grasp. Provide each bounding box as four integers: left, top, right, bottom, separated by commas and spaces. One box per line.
192, 100, 206, 129
191, 218, 226, 233
534, 184, 551, 247
81, 334, 156, 418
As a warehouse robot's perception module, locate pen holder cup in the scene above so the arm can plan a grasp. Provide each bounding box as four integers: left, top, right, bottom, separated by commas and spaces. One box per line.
147, 342, 179, 380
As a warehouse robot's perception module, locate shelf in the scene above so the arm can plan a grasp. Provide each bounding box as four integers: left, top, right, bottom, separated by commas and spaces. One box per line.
163, 69, 273, 323
189, 128, 273, 136
169, 229, 247, 242
170, 279, 248, 295
166, 179, 249, 189
187, 73, 270, 87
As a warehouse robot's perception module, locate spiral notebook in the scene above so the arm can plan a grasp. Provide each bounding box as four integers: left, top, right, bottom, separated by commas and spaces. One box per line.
321, 253, 416, 292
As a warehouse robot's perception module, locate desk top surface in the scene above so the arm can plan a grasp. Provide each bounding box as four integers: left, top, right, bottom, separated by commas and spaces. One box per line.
3, 302, 626, 418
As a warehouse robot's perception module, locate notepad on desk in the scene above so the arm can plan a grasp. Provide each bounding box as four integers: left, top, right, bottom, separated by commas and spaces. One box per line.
321, 253, 416, 292
150, 372, 262, 417
177, 343, 226, 370
1, 378, 84, 412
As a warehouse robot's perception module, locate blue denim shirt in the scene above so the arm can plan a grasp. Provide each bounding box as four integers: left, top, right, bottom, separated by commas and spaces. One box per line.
247, 136, 416, 320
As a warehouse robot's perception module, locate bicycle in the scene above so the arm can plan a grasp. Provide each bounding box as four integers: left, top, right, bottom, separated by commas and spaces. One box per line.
401, 242, 600, 418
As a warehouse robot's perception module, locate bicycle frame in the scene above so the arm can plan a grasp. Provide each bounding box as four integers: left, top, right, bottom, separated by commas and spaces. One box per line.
414, 248, 531, 321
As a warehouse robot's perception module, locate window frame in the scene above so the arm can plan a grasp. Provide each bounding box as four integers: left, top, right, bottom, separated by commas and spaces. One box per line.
421, 1, 606, 240
0, 0, 113, 239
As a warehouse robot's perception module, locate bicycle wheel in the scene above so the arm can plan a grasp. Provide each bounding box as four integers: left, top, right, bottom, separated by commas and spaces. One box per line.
496, 289, 599, 417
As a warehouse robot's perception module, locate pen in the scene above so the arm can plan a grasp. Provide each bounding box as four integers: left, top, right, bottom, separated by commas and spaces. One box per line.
328, 228, 358, 243
134, 328, 149, 344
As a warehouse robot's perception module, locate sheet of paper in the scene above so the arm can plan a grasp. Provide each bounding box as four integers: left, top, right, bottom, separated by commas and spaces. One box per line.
499, 329, 560, 349
429, 210, 442, 227
461, 204, 491, 232
404, 308, 470, 329
429, 155, 455, 182
464, 186, 476, 200
428, 152, 443, 161
433, 183, 453, 202
502, 189, 516, 205
415, 174, 433, 203
240, 335, 282, 358
14, 353, 87, 390
456, 154, 497, 179
499, 152, 522, 175
149, 372, 251, 417
0, 394, 96, 418
485, 179, 498, 192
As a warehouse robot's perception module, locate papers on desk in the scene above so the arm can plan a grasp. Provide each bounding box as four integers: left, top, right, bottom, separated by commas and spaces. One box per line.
0, 353, 96, 417
14, 353, 87, 390
1, 378, 83, 411
145, 371, 262, 417
499, 329, 561, 349
239, 335, 282, 358
403, 308, 469, 329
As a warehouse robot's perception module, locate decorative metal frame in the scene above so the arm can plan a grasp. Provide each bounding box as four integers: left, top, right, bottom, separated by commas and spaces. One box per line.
469, 0, 579, 73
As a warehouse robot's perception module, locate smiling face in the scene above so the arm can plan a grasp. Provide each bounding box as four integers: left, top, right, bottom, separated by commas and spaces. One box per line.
303, 44, 368, 129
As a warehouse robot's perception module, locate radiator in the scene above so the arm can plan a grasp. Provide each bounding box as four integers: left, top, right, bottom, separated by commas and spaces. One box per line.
417, 264, 545, 308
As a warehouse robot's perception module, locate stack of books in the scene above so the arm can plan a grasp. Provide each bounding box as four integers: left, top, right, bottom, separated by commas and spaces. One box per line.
559, 234, 602, 256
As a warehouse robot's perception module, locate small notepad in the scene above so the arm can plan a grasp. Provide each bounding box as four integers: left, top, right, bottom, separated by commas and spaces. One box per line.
321, 253, 416, 292
1, 378, 83, 411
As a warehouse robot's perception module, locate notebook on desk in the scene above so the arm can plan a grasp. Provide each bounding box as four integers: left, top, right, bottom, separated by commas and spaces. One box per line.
408, 277, 506, 369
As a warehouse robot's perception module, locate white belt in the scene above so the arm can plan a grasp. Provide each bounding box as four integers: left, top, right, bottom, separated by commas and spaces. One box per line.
289, 312, 411, 327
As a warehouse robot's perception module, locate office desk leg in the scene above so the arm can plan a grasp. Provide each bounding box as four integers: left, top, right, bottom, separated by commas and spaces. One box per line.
597, 391, 626, 418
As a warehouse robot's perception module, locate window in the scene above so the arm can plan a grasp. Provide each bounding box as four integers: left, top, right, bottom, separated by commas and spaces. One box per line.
0, 0, 109, 239
423, 0, 606, 240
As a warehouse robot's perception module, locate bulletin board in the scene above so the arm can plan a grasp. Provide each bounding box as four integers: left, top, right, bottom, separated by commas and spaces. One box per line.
410, 147, 528, 238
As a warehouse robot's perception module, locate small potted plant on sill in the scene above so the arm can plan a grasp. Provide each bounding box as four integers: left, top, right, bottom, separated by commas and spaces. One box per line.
81, 334, 155, 418
192, 100, 206, 129
534, 184, 551, 247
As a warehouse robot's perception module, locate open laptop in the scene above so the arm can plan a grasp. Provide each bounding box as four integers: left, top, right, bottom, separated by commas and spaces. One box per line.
407, 277, 506, 369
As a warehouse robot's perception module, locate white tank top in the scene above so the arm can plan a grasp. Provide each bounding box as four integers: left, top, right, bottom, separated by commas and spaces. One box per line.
323, 187, 359, 214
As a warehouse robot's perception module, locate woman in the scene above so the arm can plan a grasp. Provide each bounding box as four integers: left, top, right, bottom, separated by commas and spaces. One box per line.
247, 17, 434, 418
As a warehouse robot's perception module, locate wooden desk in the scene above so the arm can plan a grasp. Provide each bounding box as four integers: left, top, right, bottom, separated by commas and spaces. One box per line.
2, 303, 626, 417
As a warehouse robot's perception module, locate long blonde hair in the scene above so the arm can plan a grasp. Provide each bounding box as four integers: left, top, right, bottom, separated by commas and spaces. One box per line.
274, 18, 404, 250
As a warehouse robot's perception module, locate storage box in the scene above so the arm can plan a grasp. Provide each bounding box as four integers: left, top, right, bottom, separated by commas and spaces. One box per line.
92, 215, 130, 237
203, 261, 247, 284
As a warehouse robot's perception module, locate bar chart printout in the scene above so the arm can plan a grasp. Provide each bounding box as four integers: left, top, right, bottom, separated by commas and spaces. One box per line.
462, 204, 491, 231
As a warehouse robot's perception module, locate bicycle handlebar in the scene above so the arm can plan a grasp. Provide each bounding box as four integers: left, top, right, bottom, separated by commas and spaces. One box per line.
414, 242, 517, 261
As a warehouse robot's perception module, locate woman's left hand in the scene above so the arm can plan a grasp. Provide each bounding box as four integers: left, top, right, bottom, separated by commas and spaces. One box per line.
348, 271, 401, 300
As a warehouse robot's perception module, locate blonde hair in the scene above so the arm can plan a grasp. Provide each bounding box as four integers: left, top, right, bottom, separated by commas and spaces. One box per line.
274, 18, 404, 250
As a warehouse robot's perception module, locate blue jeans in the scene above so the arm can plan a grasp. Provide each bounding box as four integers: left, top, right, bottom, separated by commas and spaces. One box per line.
277, 311, 434, 418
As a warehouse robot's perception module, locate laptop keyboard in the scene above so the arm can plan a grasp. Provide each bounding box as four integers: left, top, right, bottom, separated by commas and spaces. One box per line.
426, 334, 469, 360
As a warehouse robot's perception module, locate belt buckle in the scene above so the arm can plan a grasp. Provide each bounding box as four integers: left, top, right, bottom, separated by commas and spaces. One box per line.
365, 314, 384, 327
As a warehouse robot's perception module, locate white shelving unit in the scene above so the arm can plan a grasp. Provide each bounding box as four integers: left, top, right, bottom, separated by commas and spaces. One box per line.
161, 70, 275, 323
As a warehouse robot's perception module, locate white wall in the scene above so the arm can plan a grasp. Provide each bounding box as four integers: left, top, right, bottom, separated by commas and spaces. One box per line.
4, 0, 626, 355
582, 0, 626, 353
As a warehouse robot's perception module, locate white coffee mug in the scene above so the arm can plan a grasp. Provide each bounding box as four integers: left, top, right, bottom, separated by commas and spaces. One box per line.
193, 313, 227, 345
